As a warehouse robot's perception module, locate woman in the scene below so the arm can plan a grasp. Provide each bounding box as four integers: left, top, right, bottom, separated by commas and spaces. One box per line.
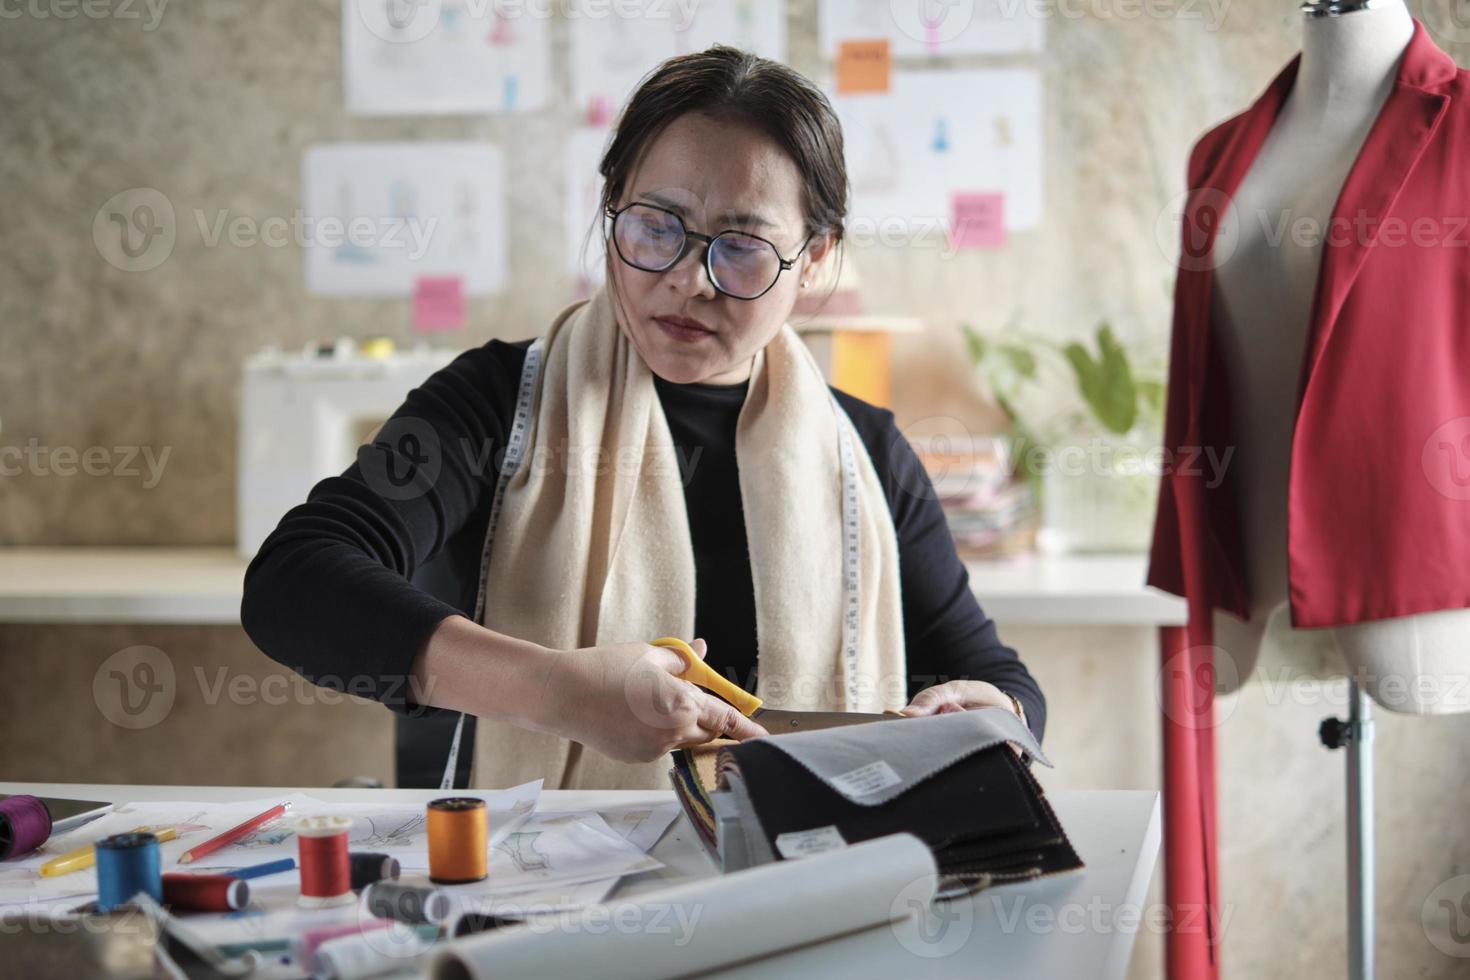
241, 46, 1046, 791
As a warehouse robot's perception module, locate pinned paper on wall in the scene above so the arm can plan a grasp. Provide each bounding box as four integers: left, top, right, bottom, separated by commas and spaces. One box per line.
836, 39, 890, 93
343, 0, 552, 115
833, 69, 1043, 236
567, 0, 787, 120
302, 142, 507, 297
565, 127, 613, 282
413, 275, 466, 331
820, 0, 1044, 57
950, 192, 1007, 249
671, 0, 787, 59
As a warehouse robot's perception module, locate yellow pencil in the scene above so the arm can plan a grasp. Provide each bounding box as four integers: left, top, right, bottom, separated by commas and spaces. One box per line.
39, 826, 179, 877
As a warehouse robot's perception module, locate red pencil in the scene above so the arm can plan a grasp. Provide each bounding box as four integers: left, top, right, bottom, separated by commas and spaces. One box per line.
177, 801, 292, 865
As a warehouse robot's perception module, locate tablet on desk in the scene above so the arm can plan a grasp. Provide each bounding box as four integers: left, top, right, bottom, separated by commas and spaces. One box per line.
0, 794, 113, 836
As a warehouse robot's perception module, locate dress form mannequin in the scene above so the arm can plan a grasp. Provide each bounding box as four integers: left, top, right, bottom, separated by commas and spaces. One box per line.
1209, 0, 1470, 716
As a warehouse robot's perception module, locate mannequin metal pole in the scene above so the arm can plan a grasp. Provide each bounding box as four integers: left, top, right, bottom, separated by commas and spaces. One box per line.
1321, 678, 1374, 980
1346, 679, 1374, 980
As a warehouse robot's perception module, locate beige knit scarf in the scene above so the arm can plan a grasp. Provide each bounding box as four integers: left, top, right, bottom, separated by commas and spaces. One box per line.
466, 283, 906, 790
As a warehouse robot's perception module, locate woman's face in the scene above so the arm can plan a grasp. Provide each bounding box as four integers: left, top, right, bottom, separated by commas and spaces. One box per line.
607, 111, 834, 386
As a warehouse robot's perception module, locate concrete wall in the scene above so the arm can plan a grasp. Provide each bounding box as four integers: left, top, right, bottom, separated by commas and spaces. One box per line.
3, 2, 1470, 977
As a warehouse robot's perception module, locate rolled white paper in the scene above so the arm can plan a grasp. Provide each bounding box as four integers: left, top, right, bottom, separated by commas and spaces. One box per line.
429, 832, 937, 980
311, 923, 428, 980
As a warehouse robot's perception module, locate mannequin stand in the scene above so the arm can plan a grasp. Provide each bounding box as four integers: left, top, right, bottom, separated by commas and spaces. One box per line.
1320, 679, 1375, 980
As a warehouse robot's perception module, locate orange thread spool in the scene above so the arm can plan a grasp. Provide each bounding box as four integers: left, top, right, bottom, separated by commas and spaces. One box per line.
426, 797, 488, 884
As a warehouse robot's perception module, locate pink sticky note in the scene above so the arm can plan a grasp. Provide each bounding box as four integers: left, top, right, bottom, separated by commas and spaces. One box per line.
586, 94, 611, 127
949, 192, 1006, 249
413, 275, 465, 332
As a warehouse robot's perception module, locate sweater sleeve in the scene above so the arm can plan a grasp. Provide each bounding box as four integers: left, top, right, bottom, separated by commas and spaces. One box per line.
240, 340, 527, 716
842, 396, 1048, 746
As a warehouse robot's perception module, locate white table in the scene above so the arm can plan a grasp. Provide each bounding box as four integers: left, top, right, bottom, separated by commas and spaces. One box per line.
0, 549, 1189, 977
0, 547, 1184, 626
0, 782, 1160, 980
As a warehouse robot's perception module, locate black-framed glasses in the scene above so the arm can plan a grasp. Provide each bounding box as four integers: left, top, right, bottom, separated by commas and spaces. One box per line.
605, 202, 812, 301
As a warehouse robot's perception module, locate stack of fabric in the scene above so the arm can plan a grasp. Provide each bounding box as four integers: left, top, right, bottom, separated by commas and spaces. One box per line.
668, 709, 1082, 894
670, 738, 734, 857
911, 435, 1038, 558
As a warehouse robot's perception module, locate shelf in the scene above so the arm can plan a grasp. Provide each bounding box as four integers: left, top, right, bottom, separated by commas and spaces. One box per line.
0, 548, 1184, 627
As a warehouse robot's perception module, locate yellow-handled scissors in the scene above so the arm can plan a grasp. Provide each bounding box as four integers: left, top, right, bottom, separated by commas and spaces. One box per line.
651, 637, 902, 734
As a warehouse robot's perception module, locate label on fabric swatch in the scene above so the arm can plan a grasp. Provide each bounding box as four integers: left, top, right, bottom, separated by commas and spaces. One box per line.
774, 826, 847, 860
830, 760, 903, 798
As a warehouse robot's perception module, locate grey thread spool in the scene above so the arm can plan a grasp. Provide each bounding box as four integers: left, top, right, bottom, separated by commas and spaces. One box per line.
363, 880, 451, 925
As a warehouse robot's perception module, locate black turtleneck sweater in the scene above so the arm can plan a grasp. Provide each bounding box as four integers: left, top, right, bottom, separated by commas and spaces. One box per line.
241, 338, 1047, 743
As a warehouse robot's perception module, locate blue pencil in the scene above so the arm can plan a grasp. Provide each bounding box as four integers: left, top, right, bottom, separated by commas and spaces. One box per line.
225, 858, 296, 880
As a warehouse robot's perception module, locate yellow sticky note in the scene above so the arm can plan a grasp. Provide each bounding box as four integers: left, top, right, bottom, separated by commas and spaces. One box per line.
837, 39, 890, 94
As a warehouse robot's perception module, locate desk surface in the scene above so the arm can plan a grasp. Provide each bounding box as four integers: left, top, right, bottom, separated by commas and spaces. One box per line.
0, 781, 1160, 980
0, 547, 1185, 626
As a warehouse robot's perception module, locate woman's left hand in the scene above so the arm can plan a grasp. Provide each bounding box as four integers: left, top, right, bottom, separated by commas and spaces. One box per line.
899, 679, 1018, 718
899, 681, 1028, 757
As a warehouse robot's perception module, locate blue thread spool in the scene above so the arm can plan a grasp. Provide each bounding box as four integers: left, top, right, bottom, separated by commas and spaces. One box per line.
96, 831, 162, 912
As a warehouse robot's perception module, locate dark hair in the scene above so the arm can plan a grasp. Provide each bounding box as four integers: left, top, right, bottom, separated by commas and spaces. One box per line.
593, 44, 849, 264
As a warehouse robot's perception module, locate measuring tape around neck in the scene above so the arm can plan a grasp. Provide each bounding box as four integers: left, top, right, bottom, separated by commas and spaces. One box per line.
440, 336, 546, 791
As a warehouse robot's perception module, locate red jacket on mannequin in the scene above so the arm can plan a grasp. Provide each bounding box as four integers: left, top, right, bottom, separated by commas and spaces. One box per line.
1149, 19, 1470, 638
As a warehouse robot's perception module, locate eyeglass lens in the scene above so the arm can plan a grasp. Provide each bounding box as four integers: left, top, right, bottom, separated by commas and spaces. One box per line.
613, 204, 783, 299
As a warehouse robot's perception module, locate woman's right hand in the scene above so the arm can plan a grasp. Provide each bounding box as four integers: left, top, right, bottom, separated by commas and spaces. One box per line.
533, 638, 769, 764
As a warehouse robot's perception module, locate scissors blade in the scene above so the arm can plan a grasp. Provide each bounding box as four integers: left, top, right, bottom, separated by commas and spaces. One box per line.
750, 708, 899, 733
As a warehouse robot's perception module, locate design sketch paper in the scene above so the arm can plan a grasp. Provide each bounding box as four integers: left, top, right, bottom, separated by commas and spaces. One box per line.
343, 0, 552, 115
820, 0, 1043, 57
565, 127, 612, 281
832, 68, 1043, 233
567, 0, 786, 118
543, 800, 681, 854
302, 142, 507, 297
672, 0, 786, 60
475, 812, 662, 894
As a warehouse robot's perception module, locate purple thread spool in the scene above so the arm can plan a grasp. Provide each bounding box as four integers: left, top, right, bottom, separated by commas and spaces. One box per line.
0, 796, 53, 860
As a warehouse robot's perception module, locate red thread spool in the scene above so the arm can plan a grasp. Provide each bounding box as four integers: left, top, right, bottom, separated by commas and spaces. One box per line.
162, 873, 249, 911
294, 815, 354, 908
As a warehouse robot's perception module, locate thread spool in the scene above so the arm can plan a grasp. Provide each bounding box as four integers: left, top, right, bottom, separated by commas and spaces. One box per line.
95, 832, 162, 912
310, 924, 427, 980
162, 872, 249, 912
348, 851, 401, 891
363, 880, 451, 925
293, 918, 395, 969
0, 795, 53, 860
295, 815, 354, 908
426, 797, 487, 884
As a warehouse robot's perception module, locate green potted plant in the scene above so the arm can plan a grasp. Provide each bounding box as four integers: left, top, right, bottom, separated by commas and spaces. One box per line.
962, 321, 1164, 553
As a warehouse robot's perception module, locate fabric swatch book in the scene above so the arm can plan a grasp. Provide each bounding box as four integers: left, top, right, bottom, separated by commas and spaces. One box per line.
669, 707, 1083, 896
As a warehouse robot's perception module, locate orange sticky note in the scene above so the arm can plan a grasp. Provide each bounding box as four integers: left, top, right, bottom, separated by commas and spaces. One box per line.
836, 39, 890, 94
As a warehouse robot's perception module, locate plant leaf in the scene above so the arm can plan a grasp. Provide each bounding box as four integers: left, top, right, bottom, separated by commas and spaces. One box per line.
1000, 344, 1036, 379
1063, 341, 1101, 411
1064, 324, 1138, 435
961, 323, 987, 364
1092, 323, 1137, 435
